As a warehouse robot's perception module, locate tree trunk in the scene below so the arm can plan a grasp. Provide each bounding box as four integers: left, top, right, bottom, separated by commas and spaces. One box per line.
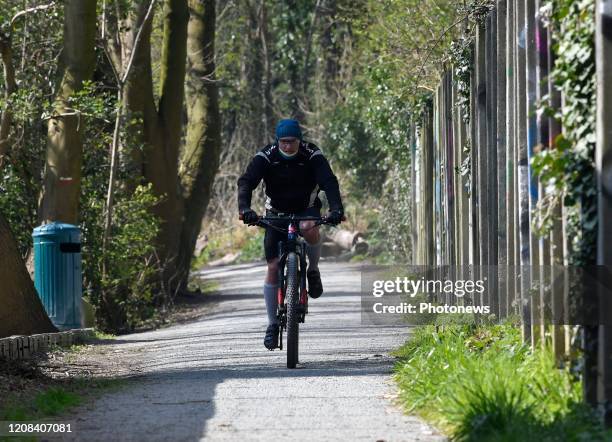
146, 0, 189, 286
301, 0, 322, 98
0, 35, 17, 172
260, 2, 275, 138
285, 0, 305, 120
117, 0, 188, 287
175, 0, 222, 290
38, 0, 97, 224
118, 1, 159, 188
0, 212, 56, 338
240, 0, 266, 147
319, 0, 340, 98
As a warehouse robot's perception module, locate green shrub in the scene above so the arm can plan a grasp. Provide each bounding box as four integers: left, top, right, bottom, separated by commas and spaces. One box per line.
237, 229, 265, 263
394, 323, 607, 441
81, 183, 162, 333
191, 235, 222, 269
0, 161, 39, 256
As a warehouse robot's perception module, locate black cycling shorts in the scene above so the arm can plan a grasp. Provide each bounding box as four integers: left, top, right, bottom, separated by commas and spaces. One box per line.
263, 206, 320, 261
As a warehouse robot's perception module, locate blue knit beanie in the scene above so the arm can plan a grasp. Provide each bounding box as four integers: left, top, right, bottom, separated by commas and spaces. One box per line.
275, 119, 302, 140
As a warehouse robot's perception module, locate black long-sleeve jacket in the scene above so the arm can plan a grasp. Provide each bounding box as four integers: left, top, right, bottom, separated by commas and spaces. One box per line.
237, 141, 344, 214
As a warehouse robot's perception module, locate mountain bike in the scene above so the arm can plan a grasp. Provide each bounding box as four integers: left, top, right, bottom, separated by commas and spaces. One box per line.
246, 214, 336, 369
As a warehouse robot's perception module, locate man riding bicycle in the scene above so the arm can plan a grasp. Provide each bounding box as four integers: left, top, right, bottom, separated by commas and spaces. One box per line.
237, 118, 344, 350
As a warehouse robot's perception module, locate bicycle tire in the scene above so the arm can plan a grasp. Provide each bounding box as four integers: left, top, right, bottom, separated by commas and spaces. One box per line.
285, 252, 299, 369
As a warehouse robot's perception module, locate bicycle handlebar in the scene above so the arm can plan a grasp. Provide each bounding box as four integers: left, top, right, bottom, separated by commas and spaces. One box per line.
238, 213, 346, 228
259, 215, 325, 221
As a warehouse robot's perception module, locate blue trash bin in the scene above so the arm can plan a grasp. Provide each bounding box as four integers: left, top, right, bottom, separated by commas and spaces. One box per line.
33, 223, 82, 330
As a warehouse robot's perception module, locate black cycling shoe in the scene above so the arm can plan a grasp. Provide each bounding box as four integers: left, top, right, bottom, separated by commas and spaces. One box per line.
307, 269, 323, 299
264, 323, 280, 350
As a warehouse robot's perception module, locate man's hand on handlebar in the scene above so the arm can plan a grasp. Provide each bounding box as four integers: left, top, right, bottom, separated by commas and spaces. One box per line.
239, 208, 259, 225
326, 210, 344, 226
240, 210, 346, 227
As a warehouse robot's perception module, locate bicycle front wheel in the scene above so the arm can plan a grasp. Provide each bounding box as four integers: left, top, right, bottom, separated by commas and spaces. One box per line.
285, 252, 299, 369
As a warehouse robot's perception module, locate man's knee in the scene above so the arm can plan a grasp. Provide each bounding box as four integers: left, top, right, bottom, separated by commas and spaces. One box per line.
267, 258, 279, 272
266, 258, 279, 284
300, 221, 320, 244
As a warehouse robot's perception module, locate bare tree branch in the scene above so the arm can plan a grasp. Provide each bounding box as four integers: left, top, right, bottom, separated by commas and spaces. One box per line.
302, 0, 323, 90
102, 0, 158, 264
122, 0, 157, 84
0, 1, 58, 171
10, 2, 57, 28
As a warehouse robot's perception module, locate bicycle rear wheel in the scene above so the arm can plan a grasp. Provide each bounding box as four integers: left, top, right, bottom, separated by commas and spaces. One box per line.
285, 252, 299, 369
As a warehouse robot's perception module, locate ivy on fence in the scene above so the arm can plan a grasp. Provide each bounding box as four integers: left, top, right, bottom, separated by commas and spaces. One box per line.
532, 0, 596, 266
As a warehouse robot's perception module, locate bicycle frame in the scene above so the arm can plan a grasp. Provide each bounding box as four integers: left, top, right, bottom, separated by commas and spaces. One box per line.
259, 215, 324, 349
276, 222, 308, 341
243, 213, 335, 360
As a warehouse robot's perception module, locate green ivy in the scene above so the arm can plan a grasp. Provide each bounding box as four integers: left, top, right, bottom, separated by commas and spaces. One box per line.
532, 0, 596, 266
458, 0, 496, 24
449, 36, 473, 125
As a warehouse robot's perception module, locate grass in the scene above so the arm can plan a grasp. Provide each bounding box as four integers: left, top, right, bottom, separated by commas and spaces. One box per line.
0, 377, 124, 442
0, 379, 123, 442
0, 345, 126, 441
91, 329, 116, 341
54, 330, 118, 363
1, 389, 82, 442
32, 388, 81, 416
393, 320, 610, 441
1, 376, 124, 422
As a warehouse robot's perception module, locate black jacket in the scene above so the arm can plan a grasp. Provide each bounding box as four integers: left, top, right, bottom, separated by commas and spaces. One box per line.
237, 141, 343, 214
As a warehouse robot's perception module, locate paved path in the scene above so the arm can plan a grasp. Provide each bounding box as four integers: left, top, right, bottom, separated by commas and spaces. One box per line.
67, 262, 445, 442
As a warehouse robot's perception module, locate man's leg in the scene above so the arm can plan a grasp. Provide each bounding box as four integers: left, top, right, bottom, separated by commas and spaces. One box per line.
263, 225, 282, 349
300, 221, 321, 272
264, 258, 279, 326
300, 220, 323, 298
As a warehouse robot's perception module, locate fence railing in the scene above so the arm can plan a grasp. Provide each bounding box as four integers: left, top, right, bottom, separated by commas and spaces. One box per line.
407, 0, 612, 420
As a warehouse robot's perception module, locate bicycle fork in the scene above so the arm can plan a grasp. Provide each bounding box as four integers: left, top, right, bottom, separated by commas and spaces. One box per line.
275, 241, 309, 351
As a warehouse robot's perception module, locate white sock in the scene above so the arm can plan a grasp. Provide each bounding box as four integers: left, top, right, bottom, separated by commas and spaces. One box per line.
306, 239, 322, 271
264, 283, 279, 325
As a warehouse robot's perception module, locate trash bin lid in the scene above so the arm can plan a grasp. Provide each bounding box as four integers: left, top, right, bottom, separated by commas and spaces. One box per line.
33, 222, 80, 237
